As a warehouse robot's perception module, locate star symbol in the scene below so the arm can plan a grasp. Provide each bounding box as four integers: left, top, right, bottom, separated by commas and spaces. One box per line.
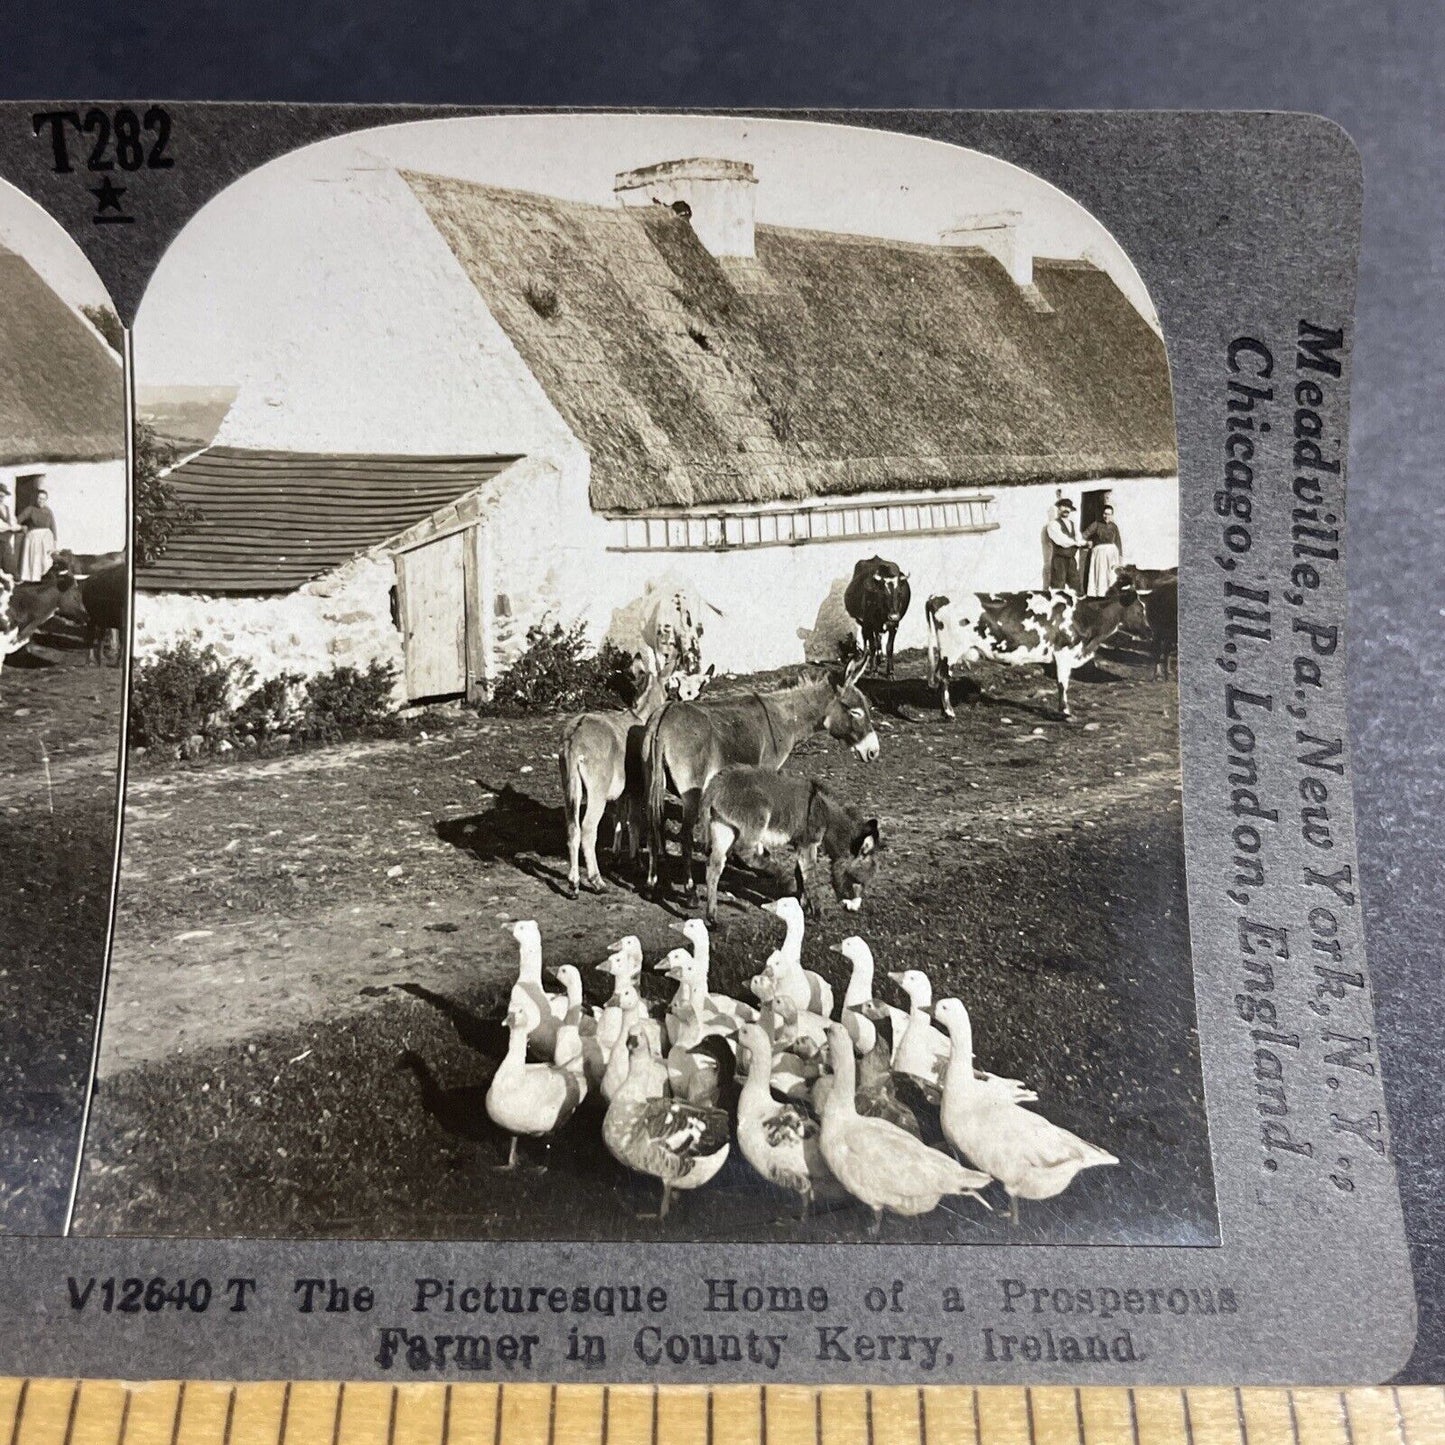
89, 176, 130, 219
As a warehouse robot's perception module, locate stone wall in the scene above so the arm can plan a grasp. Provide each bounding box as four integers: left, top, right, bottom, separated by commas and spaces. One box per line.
134, 547, 405, 703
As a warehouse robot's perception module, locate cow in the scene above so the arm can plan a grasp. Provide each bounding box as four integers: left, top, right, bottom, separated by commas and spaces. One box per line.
76, 561, 128, 665
0, 558, 78, 691
699, 765, 881, 925
843, 555, 912, 677
643, 654, 878, 899
1118, 565, 1178, 681
924, 577, 1149, 721
559, 654, 709, 898
640, 583, 720, 691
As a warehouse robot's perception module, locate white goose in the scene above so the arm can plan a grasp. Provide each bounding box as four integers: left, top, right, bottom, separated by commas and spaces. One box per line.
596, 937, 662, 1056
836, 937, 909, 1028
549, 964, 600, 1033
655, 948, 742, 1102
934, 998, 1117, 1225
762, 897, 835, 1017
735, 1022, 840, 1215
818, 1023, 991, 1235
549, 970, 607, 1089
668, 918, 760, 1025
603, 1027, 731, 1219
889, 968, 1034, 1103
658, 948, 745, 1046
600, 983, 667, 1104
748, 968, 830, 1050
832, 936, 904, 1056
509, 920, 563, 1060
485, 991, 587, 1168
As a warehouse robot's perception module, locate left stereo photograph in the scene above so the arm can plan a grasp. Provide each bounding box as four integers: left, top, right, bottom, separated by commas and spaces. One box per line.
0, 178, 128, 1234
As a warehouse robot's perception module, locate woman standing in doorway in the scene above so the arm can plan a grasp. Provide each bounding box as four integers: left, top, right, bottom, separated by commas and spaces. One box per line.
1083, 503, 1123, 597
18, 487, 58, 581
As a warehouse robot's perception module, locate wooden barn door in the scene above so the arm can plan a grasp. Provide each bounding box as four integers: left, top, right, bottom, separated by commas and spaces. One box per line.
396, 532, 467, 701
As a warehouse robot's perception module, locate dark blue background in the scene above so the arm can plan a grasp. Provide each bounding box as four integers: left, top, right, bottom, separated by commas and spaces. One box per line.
3, 0, 1440, 1381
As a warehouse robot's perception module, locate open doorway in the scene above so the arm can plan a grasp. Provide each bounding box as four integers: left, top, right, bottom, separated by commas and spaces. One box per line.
15, 473, 44, 515
1081, 485, 1113, 533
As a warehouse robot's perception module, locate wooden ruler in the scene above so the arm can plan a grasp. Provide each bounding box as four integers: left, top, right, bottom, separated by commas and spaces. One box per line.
3, 1381, 1444, 1445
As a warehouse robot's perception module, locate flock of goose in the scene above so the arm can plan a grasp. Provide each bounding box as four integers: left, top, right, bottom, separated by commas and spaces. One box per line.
485, 897, 1117, 1233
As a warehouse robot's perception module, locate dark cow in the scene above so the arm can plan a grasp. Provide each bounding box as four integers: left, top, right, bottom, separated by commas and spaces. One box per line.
1119, 565, 1178, 681
924, 577, 1149, 721
699, 765, 881, 925
0, 558, 78, 690
843, 556, 912, 677
77, 561, 128, 665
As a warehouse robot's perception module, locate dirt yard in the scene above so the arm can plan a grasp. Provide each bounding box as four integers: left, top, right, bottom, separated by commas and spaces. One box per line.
0, 624, 122, 1234
75, 647, 1215, 1246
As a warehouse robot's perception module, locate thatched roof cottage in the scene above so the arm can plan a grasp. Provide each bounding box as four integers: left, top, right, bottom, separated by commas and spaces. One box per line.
0, 244, 125, 557
136, 157, 1176, 700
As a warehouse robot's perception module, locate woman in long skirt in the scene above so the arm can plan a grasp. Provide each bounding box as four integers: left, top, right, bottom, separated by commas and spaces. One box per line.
1083, 504, 1123, 597
18, 488, 58, 581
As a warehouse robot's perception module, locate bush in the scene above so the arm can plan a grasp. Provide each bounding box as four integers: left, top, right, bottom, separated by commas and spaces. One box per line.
130, 642, 253, 748
233, 671, 307, 740
482, 619, 633, 715
297, 661, 399, 741
81, 304, 124, 353
134, 420, 202, 567
131, 651, 402, 759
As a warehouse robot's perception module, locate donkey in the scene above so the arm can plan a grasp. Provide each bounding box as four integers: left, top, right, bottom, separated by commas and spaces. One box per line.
642, 654, 879, 898
559, 653, 700, 898
699, 766, 881, 925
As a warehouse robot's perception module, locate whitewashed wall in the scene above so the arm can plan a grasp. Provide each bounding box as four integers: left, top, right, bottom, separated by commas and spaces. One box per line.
490, 474, 1179, 678
0, 460, 126, 556
134, 469, 1176, 701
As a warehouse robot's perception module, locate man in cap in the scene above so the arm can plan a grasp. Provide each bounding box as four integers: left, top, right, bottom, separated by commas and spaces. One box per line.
1045, 496, 1083, 592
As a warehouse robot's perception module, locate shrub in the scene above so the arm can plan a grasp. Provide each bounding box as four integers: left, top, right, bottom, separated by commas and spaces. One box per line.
482, 619, 633, 715
130, 642, 253, 748
134, 420, 202, 566
298, 661, 399, 741
233, 671, 308, 740
82, 304, 124, 353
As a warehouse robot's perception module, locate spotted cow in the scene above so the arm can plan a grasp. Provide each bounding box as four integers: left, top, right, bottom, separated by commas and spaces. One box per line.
640, 584, 719, 692
924, 578, 1148, 721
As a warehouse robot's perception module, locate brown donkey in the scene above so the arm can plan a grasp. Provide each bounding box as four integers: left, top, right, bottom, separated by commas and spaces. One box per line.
700, 766, 881, 925
559, 654, 704, 897
642, 655, 879, 898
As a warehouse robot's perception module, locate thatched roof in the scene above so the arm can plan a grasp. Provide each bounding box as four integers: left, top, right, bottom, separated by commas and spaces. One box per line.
407, 173, 1176, 513
138, 449, 520, 593
0, 245, 123, 466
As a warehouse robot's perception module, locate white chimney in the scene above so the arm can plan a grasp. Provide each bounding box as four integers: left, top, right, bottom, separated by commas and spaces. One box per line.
941, 209, 1033, 287
614, 158, 758, 259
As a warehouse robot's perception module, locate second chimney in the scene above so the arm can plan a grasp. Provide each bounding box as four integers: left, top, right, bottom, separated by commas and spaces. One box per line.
614, 158, 758, 259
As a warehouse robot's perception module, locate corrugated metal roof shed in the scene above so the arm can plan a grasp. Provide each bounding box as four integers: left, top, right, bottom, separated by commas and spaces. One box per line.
137, 448, 521, 593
